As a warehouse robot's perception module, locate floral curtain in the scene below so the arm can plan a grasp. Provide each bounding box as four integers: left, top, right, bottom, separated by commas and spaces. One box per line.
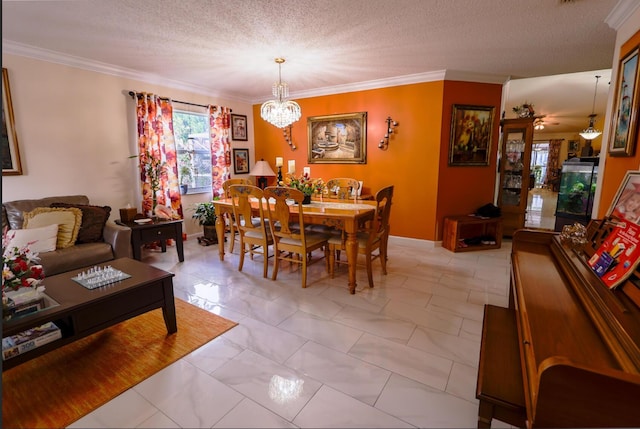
208, 105, 232, 197
544, 139, 563, 186
135, 93, 183, 218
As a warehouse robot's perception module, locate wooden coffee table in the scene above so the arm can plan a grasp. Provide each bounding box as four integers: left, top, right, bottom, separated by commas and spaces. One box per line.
2, 258, 177, 370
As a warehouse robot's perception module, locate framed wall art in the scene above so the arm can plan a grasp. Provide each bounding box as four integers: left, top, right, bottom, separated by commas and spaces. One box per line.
608, 170, 640, 224
231, 114, 248, 141
448, 104, 494, 166
233, 148, 250, 174
307, 112, 367, 164
2, 68, 23, 175
609, 46, 640, 157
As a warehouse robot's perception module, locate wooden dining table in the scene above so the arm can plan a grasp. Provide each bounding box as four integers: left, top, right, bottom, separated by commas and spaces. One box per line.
212, 197, 377, 294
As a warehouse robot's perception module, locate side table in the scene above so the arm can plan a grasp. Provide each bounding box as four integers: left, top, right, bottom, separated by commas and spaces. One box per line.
443, 215, 502, 252
116, 219, 184, 262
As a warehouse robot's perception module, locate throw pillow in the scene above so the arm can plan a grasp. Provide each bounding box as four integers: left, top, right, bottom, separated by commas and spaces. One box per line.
6, 224, 59, 253
23, 207, 82, 249
50, 203, 111, 243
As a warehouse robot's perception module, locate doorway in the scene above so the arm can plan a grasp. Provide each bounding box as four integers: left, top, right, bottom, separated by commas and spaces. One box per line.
525, 141, 557, 230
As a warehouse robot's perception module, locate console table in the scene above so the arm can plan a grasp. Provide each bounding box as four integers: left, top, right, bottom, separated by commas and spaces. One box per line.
116, 218, 184, 262
2, 258, 177, 370
442, 215, 502, 252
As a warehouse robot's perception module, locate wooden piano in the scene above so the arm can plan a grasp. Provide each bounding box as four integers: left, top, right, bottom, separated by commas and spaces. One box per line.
476, 219, 640, 428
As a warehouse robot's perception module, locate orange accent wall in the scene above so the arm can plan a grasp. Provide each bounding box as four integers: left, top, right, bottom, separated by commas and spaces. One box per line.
598, 28, 640, 219
252, 80, 502, 241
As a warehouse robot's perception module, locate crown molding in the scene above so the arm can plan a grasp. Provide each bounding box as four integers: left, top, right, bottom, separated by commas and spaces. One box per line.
2, 40, 254, 103
5, 39, 507, 106
605, 0, 640, 30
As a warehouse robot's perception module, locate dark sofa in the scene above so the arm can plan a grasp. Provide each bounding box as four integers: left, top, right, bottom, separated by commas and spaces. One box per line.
2, 195, 132, 276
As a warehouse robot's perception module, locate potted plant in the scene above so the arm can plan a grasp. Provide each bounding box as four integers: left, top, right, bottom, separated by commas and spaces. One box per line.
192, 199, 219, 243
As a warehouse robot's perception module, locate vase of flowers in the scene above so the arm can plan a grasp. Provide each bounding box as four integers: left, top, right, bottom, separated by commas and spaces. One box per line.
2, 228, 46, 320
282, 173, 325, 204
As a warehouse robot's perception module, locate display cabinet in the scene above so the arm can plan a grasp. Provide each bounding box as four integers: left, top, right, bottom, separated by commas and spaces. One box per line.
497, 117, 534, 236
554, 157, 598, 231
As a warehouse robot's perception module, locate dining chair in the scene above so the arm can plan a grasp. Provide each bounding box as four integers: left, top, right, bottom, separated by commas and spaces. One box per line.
326, 178, 360, 200
263, 186, 330, 288
328, 185, 394, 288
222, 178, 252, 253
228, 184, 272, 278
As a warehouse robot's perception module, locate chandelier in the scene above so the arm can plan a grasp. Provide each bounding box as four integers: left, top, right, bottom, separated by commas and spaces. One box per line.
579, 75, 603, 140
260, 58, 301, 128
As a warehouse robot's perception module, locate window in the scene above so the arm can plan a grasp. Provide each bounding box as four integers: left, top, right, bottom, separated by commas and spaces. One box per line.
173, 110, 211, 195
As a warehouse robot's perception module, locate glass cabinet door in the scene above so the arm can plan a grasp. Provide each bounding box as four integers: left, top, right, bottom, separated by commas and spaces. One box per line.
501, 130, 526, 207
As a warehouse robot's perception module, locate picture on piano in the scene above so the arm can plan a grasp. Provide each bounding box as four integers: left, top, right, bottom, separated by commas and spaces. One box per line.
588, 221, 640, 288
608, 170, 640, 225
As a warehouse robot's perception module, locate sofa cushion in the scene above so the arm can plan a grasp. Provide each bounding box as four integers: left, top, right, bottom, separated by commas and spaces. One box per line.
38, 242, 115, 276
23, 207, 82, 249
3, 195, 90, 230
50, 203, 111, 243
6, 224, 59, 253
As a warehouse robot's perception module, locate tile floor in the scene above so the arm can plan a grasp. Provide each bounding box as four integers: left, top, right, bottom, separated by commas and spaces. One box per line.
69, 234, 515, 428
525, 187, 558, 230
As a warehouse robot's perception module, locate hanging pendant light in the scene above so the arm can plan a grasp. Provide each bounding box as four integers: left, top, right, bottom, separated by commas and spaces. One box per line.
579, 75, 603, 140
260, 58, 301, 128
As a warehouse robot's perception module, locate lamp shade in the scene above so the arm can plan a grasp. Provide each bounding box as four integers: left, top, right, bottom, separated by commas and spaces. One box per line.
250, 160, 276, 177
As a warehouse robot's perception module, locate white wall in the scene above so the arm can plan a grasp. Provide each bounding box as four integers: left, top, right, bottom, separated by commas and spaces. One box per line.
1, 54, 255, 235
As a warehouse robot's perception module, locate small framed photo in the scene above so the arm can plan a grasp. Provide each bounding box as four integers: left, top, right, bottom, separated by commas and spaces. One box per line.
448, 104, 494, 166
231, 114, 248, 141
233, 148, 250, 174
609, 46, 640, 157
2, 68, 23, 175
608, 170, 640, 224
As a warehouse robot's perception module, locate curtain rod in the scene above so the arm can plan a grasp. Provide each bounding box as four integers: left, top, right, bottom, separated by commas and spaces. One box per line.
127, 91, 230, 111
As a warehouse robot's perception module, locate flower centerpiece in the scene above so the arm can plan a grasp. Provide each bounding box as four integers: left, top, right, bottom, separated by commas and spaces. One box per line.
282, 173, 325, 203
512, 102, 535, 118
2, 227, 46, 319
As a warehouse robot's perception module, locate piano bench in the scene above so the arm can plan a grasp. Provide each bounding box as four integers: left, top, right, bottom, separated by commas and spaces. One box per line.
476, 305, 527, 429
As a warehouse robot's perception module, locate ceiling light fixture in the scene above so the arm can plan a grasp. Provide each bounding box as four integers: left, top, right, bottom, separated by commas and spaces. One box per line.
260, 58, 301, 129
579, 75, 602, 140
534, 118, 545, 130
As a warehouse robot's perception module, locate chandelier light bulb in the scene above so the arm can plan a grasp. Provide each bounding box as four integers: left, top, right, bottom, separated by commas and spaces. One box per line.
261, 58, 301, 129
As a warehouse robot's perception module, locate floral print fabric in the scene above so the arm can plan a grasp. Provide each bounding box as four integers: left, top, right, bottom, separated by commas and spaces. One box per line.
208, 105, 231, 198
135, 93, 183, 219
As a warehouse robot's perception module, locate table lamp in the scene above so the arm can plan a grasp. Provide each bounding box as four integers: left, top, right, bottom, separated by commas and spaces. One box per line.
250, 159, 276, 189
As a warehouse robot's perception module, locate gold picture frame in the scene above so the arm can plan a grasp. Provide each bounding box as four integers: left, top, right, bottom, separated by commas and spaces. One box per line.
609, 46, 640, 157
2, 68, 22, 175
307, 112, 367, 164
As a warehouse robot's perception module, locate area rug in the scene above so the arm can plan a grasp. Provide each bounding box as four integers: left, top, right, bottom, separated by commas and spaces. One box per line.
2, 298, 238, 429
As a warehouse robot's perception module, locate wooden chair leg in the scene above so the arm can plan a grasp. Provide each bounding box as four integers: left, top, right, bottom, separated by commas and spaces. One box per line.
262, 244, 269, 278
328, 244, 336, 278
271, 251, 280, 281
301, 253, 308, 288
366, 252, 374, 288
238, 240, 245, 272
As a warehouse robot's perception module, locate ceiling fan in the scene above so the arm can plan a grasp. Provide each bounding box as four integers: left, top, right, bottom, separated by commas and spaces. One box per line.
533, 115, 560, 130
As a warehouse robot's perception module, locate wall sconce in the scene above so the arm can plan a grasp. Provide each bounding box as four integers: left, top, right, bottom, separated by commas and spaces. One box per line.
283, 125, 296, 151
378, 116, 398, 149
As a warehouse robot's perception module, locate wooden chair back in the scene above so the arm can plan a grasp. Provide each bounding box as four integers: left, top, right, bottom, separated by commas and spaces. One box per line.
223, 178, 252, 197
228, 184, 271, 277
326, 178, 359, 200
263, 186, 329, 288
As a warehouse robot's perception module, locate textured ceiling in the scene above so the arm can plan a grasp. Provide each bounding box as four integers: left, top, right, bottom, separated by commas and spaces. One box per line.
1, 0, 631, 134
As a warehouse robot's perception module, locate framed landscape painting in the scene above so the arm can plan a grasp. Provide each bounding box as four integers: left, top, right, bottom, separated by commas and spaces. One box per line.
449, 104, 494, 166
307, 112, 367, 164
2, 68, 22, 175
609, 46, 640, 157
